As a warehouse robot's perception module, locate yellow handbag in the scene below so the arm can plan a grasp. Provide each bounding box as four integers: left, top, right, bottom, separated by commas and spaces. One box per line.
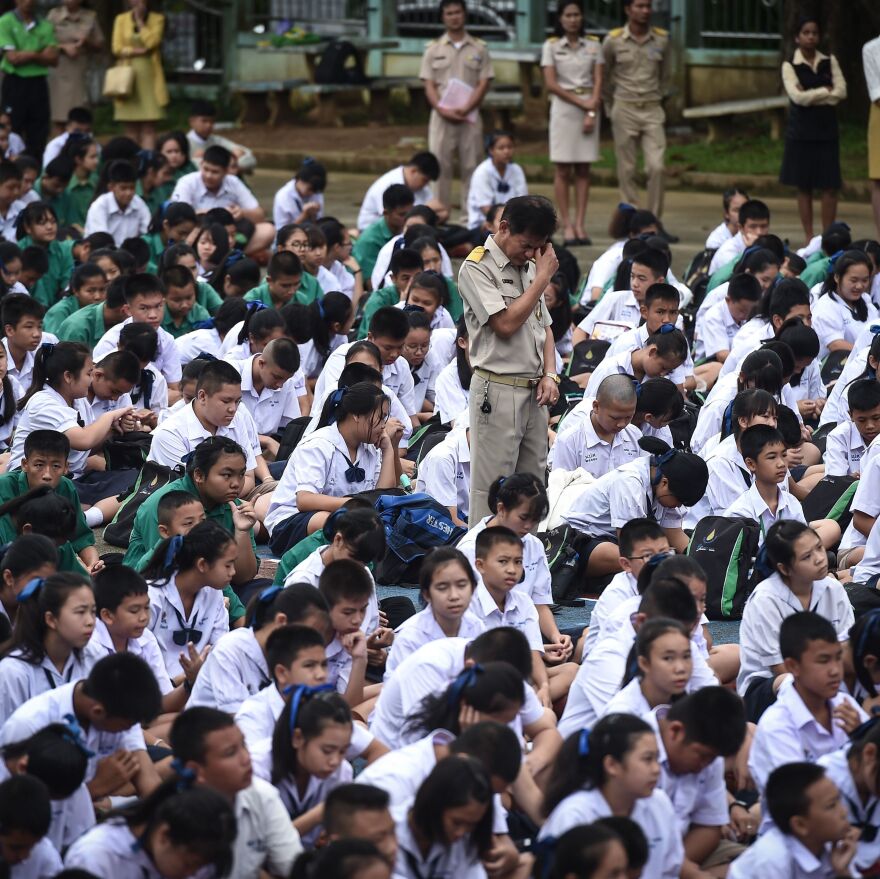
103, 64, 135, 99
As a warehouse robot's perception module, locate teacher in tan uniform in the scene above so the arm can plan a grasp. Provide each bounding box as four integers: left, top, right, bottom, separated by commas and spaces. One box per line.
419, 0, 493, 217
459, 195, 561, 523
541, 0, 603, 247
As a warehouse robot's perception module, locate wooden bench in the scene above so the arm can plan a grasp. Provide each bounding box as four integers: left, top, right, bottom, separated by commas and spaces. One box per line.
483, 89, 525, 129
682, 95, 789, 143
229, 79, 308, 127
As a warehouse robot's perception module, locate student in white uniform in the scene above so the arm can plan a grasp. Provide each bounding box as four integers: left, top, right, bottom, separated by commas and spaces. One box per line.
433, 318, 470, 425
272, 159, 326, 228
812, 250, 877, 358
83, 161, 151, 245
7, 342, 133, 477
0, 572, 96, 725
169, 707, 303, 879
220, 305, 287, 362
539, 715, 685, 879
400, 310, 442, 417
264, 381, 400, 555
385, 547, 485, 678
173, 298, 249, 367
0, 776, 62, 879
727, 762, 858, 879
296, 293, 352, 381
395, 271, 455, 331
415, 426, 471, 525
143, 520, 235, 679
64, 777, 237, 878
693, 272, 762, 375
825, 379, 880, 476
705, 188, 748, 250
357, 153, 439, 230
467, 132, 528, 232
269, 686, 354, 849
819, 334, 880, 428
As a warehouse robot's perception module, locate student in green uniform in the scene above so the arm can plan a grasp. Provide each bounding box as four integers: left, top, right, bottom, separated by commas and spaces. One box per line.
273, 225, 324, 305
43, 262, 107, 335
64, 136, 100, 229
244, 250, 305, 309
56, 273, 128, 346
358, 247, 422, 339
143, 202, 197, 272
15, 201, 74, 308
0, 162, 22, 241
156, 130, 198, 202
34, 156, 74, 228
136, 150, 172, 217
0, 430, 99, 573
160, 242, 224, 315
352, 183, 414, 285
159, 264, 210, 339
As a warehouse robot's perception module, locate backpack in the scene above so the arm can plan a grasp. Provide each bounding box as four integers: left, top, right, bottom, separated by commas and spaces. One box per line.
539, 524, 589, 606
103, 431, 153, 471
275, 416, 312, 462
821, 349, 850, 390
667, 399, 700, 451
314, 40, 369, 86
687, 516, 762, 620
567, 339, 610, 377
801, 475, 858, 534
405, 419, 451, 468
371, 492, 466, 586
683, 247, 717, 311
102, 462, 182, 547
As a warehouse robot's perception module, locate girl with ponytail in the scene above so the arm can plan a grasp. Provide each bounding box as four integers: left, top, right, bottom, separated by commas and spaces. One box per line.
0, 534, 58, 634
219, 305, 286, 363
143, 519, 236, 679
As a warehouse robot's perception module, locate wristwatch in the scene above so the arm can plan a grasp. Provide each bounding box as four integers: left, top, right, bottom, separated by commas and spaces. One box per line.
544, 373, 561, 385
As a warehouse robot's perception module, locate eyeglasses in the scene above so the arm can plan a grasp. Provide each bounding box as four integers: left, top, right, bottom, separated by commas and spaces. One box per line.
626, 548, 675, 562
404, 343, 430, 354
287, 240, 308, 251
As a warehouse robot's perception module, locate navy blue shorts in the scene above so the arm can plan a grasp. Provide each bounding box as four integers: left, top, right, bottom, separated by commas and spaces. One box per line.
269, 510, 316, 556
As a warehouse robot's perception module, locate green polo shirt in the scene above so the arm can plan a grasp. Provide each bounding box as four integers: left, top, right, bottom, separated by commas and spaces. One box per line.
55, 300, 107, 345
800, 255, 831, 290
358, 285, 399, 339
124, 472, 257, 571
273, 530, 328, 585
43, 295, 80, 335
161, 301, 211, 339
244, 275, 323, 309
197, 279, 223, 315
445, 277, 463, 322
143, 231, 164, 270
352, 218, 392, 283
18, 236, 74, 308
706, 257, 737, 294
66, 172, 98, 228
0, 11, 57, 77
0, 471, 93, 556
136, 180, 163, 217
33, 179, 73, 228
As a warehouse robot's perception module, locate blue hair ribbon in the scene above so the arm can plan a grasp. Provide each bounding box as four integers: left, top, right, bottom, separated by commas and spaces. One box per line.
164, 535, 184, 570
618, 202, 636, 214
170, 758, 197, 791
578, 727, 591, 757
316, 297, 326, 319
282, 683, 336, 734
40, 342, 55, 361
17, 577, 45, 602
721, 398, 735, 439
447, 664, 484, 709
258, 585, 282, 604
827, 249, 845, 274
180, 449, 198, 468
650, 449, 677, 485
192, 318, 216, 331
247, 301, 267, 314
60, 713, 96, 757
327, 386, 348, 425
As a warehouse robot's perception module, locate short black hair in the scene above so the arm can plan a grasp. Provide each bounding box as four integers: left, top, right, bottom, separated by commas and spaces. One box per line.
727, 272, 762, 302
93, 564, 148, 613
389, 247, 423, 275
465, 627, 532, 679
367, 305, 409, 341
23, 429, 69, 460
474, 525, 521, 560
324, 783, 390, 836
81, 653, 162, 725
645, 326, 688, 362
632, 247, 669, 279
739, 199, 771, 225
268, 250, 302, 279
20, 245, 49, 277
319, 559, 374, 608
665, 688, 746, 756
766, 762, 827, 835
123, 273, 165, 303
107, 159, 137, 184
203, 145, 231, 169
408, 151, 440, 180
382, 183, 415, 212
848, 378, 880, 413
95, 350, 140, 385
298, 158, 327, 191
262, 337, 300, 375
739, 424, 785, 463
43, 156, 73, 182
119, 321, 159, 364
618, 518, 666, 557
2, 292, 44, 328
190, 99, 216, 117
0, 775, 51, 837
501, 195, 557, 240
0, 160, 22, 185
170, 706, 235, 765
451, 721, 522, 783
265, 623, 326, 672
156, 489, 202, 526
196, 360, 242, 396
643, 282, 679, 309
780, 611, 838, 662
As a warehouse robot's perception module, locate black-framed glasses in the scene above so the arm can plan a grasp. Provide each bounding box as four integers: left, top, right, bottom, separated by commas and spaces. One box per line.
626, 548, 675, 562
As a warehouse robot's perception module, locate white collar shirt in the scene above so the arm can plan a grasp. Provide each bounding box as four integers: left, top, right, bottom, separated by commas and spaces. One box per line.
409, 346, 443, 411
328, 260, 355, 298
42, 131, 69, 168
64, 821, 164, 878
685, 434, 751, 527
727, 825, 839, 879
14, 836, 62, 879
705, 221, 733, 251
548, 407, 643, 477
433, 360, 469, 425
578, 288, 641, 337
584, 349, 646, 398
171, 169, 259, 213
466, 157, 528, 228
824, 421, 867, 477
0, 197, 25, 242
174, 326, 223, 367
414, 426, 471, 518
271, 177, 324, 228
788, 359, 826, 404
606, 320, 693, 385
812, 292, 879, 360
234, 353, 305, 435
393, 805, 488, 879
84, 191, 151, 246
84, 619, 172, 695
357, 166, 432, 230
276, 760, 353, 848
842, 440, 880, 551
469, 581, 543, 652
708, 231, 744, 275
297, 335, 347, 380
717, 318, 776, 380
582, 240, 626, 304
370, 235, 454, 292
601, 676, 653, 718
581, 570, 638, 658
694, 297, 745, 360
86, 390, 133, 419
723, 482, 806, 542
2, 333, 50, 389
93, 317, 182, 384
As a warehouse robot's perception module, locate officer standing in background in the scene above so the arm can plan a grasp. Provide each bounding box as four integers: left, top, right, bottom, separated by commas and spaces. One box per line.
420, 0, 493, 218
459, 195, 561, 523
603, 0, 676, 240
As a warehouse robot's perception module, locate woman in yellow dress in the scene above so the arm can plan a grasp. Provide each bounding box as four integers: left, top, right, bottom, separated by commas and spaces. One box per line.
111, 0, 167, 148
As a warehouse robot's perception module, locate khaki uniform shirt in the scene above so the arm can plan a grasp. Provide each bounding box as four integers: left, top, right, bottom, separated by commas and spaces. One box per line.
419, 32, 494, 95
601, 24, 669, 103
540, 34, 603, 90
458, 236, 550, 376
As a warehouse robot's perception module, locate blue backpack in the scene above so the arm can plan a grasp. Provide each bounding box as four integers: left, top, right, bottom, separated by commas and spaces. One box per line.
372, 492, 466, 586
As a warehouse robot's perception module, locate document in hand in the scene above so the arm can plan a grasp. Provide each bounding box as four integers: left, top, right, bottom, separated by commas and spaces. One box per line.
438, 77, 478, 124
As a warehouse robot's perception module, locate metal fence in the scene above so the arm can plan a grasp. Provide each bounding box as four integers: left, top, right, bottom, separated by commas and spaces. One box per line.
686, 0, 782, 51
163, 1, 226, 79
241, 0, 369, 36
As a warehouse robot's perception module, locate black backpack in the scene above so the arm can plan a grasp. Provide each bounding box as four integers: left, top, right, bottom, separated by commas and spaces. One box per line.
821, 350, 850, 390
687, 516, 762, 620
801, 475, 858, 534
539, 524, 590, 606
314, 40, 369, 85
103, 462, 182, 547
103, 431, 153, 471
405, 419, 451, 468
275, 416, 312, 462
567, 339, 610, 377
683, 247, 717, 311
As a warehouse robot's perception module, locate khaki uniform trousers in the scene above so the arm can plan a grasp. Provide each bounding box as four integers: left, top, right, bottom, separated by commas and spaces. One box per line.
429, 108, 484, 212
467, 373, 549, 524
609, 99, 666, 218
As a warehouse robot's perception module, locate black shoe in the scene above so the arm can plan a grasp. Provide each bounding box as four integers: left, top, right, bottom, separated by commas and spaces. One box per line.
657, 226, 679, 243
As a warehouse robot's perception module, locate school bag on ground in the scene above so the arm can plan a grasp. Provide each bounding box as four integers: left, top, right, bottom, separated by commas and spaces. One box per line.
801, 475, 858, 534
275, 416, 311, 462
404, 418, 451, 468
372, 492, 466, 587
103, 430, 153, 470
682, 247, 716, 311
103, 462, 182, 547
314, 39, 369, 85
567, 339, 610, 377
539, 523, 590, 606
687, 515, 761, 620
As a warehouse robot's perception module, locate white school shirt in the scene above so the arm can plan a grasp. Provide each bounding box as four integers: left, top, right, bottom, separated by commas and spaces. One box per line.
276, 760, 354, 848
825, 421, 867, 476
93, 317, 182, 384
705, 221, 733, 250
3, 333, 57, 391
370, 236, 455, 293
736, 572, 853, 695
558, 621, 717, 739
606, 320, 693, 386
409, 347, 443, 412
685, 434, 752, 528
147, 577, 229, 678
42, 131, 70, 167
358, 166, 433, 230
433, 360, 469, 425
385, 606, 485, 678
314, 264, 337, 295
539, 787, 683, 879
841, 441, 880, 551
455, 515, 554, 606
644, 706, 728, 835
147, 399, 260, 472
820, 341, 872, 427
0, 681, 146, 781
727, 825, 838, 879
173, 326, 223, 366
548, 409, 643, 477
134, 363, 169, 417
466, 582, 543, 652
723, 482, 806, 543
369, 637, 545, 748
187, 626, 270, 712
788, 360, 826, 406
0, 374, 22, 451
327, 260, 355, 299
599, 595, 709, 657
694, 297, 746, 360
272, 177, 325, 228
708, 231, 744, 275
466, 158, 528, 229
581, 570, 637, 658
64, 820, 164, 878
582, 240, 626, 304
86, 390, 133, 420
812, 292, 879, 359
297, 335, 348, 379
866, 35, 880, 103
717, 318, 782, 382
415, 426, 471, 517
749, 676, 868, 795
219, 321, 250, 359
0, 648, 94, 726
11, 837, 62, 879
170, 169, 259, 212
84, 619, 172, 695
694, 282, 730, 329
0, 198, 25, 242
6, 385, 93, 475
852, 513, 880, 585
233, 778, 304, 879
601, 676, 653, 718
578, 288, 641, 337
264, 422, 383, 536
563, 456, 685, 538
584, 349, 677, 399
84, 192, 151, 245
393, 807, 488, 879
233, 354, 305, 435
310, 341, 417, 417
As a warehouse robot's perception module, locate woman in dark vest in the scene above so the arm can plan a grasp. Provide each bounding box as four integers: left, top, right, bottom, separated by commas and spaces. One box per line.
780, 17, 847, 245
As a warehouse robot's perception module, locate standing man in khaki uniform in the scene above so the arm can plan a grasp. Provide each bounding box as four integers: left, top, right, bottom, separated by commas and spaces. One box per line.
420, 0, 493, 217
603, 0, 674, 237
459, 195, 561, 523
